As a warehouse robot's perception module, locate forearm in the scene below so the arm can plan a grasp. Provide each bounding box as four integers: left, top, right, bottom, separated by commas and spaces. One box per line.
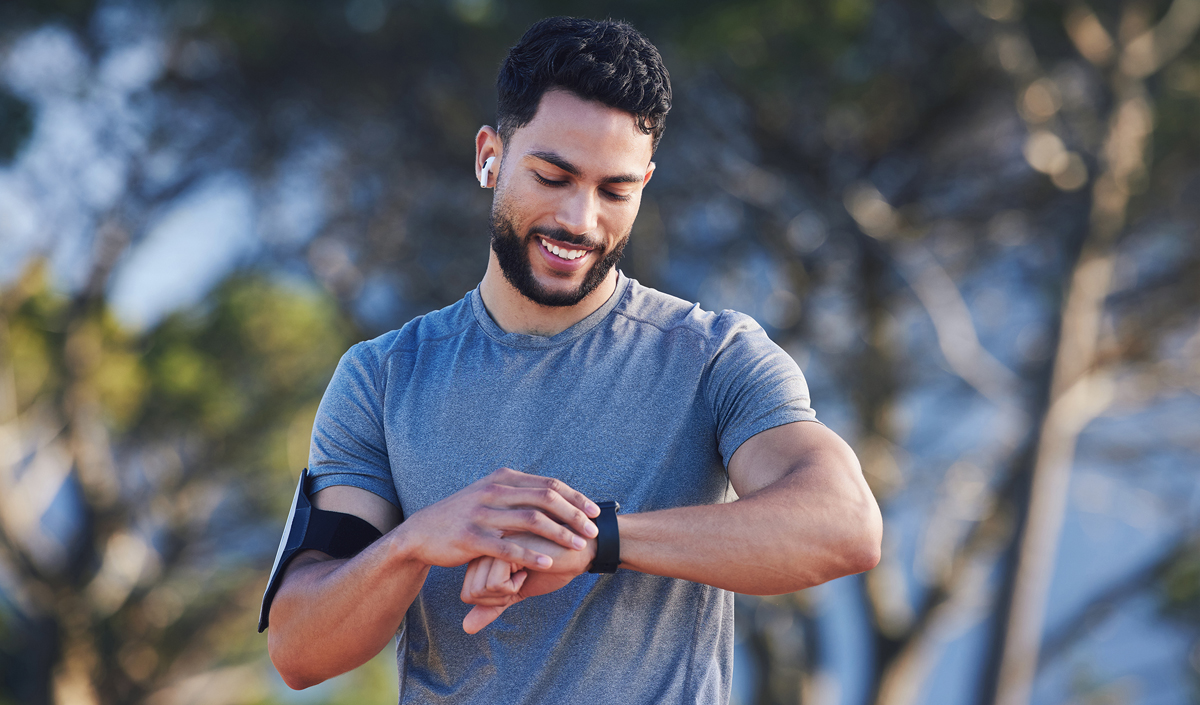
267, 526, 429, 689
267, 466, 601, 684
618, 463, 882, 594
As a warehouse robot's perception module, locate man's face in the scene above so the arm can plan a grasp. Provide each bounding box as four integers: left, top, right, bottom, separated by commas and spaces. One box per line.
488, 90, 655, 307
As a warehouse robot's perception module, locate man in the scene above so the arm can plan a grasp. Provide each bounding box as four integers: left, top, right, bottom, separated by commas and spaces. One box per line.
264, 16, 881, 704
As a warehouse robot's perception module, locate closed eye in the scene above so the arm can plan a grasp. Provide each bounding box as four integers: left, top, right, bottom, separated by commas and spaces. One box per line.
534, 171, 633, 202
533, 172, 566, 187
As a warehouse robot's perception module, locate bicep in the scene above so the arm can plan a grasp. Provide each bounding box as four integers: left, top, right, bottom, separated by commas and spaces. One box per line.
307, 345, 400, 509
311, 485, 402, 535
726, 421, 862, 498
271, 485, 402, 620
275, 484, 400, 589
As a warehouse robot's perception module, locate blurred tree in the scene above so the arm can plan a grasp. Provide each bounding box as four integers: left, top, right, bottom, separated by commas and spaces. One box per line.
0, 263, 354, 704
0, 87, 33, 164
650, 1, 1200, 703
1, 0, 1199, 704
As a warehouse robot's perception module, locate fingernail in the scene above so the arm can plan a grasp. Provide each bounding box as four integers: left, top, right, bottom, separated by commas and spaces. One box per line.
537, 556, 552, 569
573, 536, 586, 550
586, 502, 600, 516
587, 522, 599, 537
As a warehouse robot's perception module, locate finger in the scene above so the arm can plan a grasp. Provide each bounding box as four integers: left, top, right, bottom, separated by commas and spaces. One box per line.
463, 603, 512, 635
473, 569, 526, 604
462, 580, 521, 605
486, 554, 516, 593
507, 486, 600, 539
464, 594, 520, 606
480, 506, 590, 551
467, 557, 494, 601
493, 474, 601, 521
461, 557, 490, 603
479, 535, 553, 571
464, 559, 528, 604
511, 568, 528, 593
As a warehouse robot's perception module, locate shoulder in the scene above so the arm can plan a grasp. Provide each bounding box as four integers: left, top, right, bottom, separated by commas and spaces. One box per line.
326, 293, 476, 401
343, 291, 476, 365
615, 278, 764, 348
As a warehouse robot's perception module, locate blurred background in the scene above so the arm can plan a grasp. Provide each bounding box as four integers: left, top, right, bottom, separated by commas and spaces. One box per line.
1, 0, 1198, 703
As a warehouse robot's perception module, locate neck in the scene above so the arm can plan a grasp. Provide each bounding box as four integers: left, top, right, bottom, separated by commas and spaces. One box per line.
478, 252, 619, 337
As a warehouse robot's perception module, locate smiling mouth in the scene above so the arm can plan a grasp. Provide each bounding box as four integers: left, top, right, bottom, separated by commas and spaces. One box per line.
538, 236, 591, 261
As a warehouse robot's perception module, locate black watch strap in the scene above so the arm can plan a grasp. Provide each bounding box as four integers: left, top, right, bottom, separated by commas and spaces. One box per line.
588, 501, 621, 574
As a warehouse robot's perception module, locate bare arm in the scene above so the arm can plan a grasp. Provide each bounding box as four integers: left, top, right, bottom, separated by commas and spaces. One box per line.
266, 468, 600, 689
460, 421, 882, 630
267, 486, 410, 690
618, 420, 882, 594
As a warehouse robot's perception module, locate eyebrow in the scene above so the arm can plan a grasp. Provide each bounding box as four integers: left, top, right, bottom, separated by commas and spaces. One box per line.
526, 151, 643, 185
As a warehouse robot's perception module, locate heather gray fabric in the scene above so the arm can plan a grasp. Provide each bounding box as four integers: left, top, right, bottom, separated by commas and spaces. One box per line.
308, 272, 818, 704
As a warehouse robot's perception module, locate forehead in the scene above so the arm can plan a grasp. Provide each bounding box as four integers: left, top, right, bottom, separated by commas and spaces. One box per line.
508, 90, 654, 173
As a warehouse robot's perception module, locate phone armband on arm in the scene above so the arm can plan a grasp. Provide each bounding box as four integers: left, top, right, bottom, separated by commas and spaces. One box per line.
258, 468, 385, 632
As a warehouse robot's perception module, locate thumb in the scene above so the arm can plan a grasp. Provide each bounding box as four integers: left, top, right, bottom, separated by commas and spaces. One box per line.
463, 604, 511, 635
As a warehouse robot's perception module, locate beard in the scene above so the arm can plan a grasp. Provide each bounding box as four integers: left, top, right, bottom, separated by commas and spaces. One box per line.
489, 201, 628, 308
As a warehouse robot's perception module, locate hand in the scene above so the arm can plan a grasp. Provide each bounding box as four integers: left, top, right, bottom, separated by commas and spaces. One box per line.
459, 532, 596, 634
398, 468, 599, 572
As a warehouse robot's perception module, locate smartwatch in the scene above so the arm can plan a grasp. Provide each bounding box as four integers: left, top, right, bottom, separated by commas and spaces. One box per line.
588, 501, 621, 573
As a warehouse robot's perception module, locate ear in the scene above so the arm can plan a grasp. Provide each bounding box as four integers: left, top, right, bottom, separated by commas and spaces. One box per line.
643, 161, 656, 188
475, 126, 503, 188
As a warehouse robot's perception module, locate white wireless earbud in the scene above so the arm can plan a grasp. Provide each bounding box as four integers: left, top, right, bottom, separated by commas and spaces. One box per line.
480, 156, 496, 188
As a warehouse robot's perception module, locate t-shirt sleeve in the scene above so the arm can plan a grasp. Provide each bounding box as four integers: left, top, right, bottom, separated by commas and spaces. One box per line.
307, 341, 401, 510
703, 311, 819, 466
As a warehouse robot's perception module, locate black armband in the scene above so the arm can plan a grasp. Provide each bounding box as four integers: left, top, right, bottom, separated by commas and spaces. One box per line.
258, 468, 384, 632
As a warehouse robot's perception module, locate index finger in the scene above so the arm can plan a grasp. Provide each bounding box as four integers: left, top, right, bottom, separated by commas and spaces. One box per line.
493, 469, 600, 518
487, 487, 598, 543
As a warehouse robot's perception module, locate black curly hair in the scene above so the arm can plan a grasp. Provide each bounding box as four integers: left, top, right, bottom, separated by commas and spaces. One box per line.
496, 17, 672, 153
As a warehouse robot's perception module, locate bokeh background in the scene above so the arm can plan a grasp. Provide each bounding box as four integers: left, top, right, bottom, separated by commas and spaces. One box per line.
1, 0, 1199, 703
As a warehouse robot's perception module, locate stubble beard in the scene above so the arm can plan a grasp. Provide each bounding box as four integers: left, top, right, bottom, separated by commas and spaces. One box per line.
489, 200, 628, 308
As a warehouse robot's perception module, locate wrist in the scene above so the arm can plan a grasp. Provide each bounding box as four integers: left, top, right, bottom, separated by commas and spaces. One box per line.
583, 536, 599, 572
382, 522, 430, 571
612, 514, 642, 573
587, 501, 621, 573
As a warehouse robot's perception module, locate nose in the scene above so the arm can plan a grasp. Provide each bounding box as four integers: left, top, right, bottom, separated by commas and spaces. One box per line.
555, 188, 599, 236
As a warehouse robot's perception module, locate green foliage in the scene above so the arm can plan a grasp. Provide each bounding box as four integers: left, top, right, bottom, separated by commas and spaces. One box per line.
140, 276, 348, 436
0, 264, 358, 703
2, 264, 66, 402
1161, 544, 1200, 624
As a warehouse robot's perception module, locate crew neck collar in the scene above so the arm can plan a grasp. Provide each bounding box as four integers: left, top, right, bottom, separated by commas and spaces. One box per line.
470, 272, 630, 349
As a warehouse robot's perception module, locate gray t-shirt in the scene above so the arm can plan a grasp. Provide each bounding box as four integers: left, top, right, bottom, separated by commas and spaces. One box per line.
309, 272, 817, 704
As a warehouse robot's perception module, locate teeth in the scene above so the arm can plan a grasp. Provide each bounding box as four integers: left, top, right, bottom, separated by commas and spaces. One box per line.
541, 238, 586, 261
